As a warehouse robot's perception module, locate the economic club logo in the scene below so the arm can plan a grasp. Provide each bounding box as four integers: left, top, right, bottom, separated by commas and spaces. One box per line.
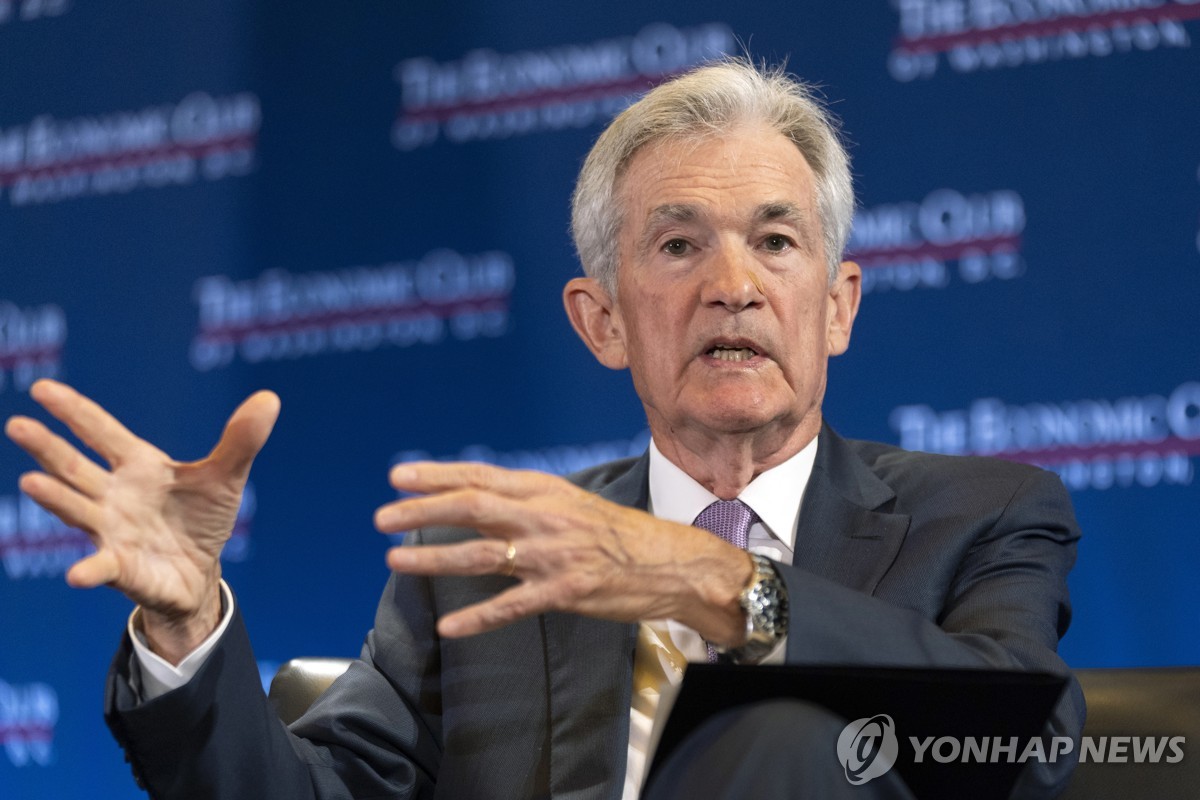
0, 0, 69, 26
189, 250, 514, 370
0, 301, 65, 394
890, 382, 1200, 491
0, 678, 58, 767
888, 0, 1200, 81
848, 188, 1025, 295
0, 92, 259, 206
391, 22, 734, 149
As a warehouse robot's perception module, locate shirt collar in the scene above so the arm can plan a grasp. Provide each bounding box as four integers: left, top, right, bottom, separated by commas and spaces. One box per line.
647, 435, 818, 551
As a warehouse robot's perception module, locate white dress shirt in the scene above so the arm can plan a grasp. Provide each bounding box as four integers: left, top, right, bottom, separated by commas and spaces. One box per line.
622, 437, 817, 799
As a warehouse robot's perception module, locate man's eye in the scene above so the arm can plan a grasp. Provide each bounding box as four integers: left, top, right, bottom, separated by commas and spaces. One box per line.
662, 239, 690, 256
762, 234, 792, 253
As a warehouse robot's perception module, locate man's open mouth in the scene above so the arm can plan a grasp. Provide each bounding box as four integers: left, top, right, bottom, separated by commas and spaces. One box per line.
707, 345, 759, 362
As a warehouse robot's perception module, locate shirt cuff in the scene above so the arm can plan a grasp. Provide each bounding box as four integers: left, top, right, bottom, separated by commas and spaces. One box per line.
127, 580, 235, 701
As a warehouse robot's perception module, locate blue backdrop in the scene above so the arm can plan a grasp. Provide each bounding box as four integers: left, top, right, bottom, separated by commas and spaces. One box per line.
2, 2, 1198, 796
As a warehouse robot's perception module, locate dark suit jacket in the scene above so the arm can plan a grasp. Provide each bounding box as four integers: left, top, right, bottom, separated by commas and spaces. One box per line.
105, 425, 1084, 800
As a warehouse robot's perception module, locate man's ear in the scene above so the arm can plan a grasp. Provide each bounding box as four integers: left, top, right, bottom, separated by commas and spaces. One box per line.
826, 261, 862, 357
563, 277, 628, 369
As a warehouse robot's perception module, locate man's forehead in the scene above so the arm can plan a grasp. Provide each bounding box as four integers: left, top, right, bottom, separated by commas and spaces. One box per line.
617, 128, 819, 222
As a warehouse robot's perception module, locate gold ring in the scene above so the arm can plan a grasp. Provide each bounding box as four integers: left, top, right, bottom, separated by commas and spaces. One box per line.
503, 541, 518, 576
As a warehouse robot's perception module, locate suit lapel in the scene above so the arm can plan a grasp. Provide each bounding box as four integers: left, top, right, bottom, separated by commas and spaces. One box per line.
544, 455, 646, 800
793, 425, 911, 594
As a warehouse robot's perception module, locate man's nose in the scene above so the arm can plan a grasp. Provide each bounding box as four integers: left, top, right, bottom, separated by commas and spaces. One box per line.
700, 244, 765, 312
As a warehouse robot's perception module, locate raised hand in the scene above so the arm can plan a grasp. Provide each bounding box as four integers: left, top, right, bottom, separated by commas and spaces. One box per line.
5, 379, 279, 662
375, 462, 753, 647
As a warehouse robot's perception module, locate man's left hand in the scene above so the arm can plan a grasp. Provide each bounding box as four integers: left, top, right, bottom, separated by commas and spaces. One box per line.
375, 462, 752, 645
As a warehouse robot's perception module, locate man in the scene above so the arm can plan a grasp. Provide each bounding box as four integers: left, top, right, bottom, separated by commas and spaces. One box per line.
5, 60, 1083, 799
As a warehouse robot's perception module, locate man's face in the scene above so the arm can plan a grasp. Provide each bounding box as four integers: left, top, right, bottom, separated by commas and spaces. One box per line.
597, 124, 860, 450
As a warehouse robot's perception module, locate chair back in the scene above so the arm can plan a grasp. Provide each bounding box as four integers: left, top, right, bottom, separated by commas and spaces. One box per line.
268, 657, 353, 726
1061, 667, 1200, 799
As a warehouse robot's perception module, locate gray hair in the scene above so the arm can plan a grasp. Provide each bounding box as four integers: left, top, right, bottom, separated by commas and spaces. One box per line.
570, 58, 854, 294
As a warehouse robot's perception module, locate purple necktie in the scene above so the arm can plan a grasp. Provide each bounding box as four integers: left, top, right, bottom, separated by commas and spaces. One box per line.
693, 500, 758, 661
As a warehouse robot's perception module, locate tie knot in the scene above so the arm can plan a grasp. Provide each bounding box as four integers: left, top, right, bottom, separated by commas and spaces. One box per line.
693, 499, 757, 551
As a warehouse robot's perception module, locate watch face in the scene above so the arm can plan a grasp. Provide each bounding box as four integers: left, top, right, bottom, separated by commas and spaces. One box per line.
728, 555, 789, 663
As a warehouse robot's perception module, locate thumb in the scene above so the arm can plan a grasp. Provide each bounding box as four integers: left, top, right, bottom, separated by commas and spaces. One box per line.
207, 391, 281, 479
66, 549, 120, 589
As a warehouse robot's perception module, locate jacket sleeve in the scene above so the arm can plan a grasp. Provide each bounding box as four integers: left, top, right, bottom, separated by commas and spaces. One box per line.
104, 571, 443, 800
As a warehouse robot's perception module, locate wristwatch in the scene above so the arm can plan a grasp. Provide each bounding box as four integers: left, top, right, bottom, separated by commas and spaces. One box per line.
718, 553, 789, 664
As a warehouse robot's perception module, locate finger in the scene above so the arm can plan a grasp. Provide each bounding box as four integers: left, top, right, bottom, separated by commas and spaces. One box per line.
66, 550, 120, 589
18, 472, 103, 533
388, 461, 555, 499
28, 379, 144, 467
386, 538, 516, 577
206, 391, 281, 479
6, 415, 109, 497
435, 582, 554, 638
375, 489, 529, 536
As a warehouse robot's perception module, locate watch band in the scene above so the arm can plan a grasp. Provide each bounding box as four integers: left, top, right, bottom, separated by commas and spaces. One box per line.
717, 553, 789, 664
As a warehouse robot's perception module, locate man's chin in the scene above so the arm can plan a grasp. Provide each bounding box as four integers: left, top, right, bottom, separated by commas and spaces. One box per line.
684, 403, 788, 436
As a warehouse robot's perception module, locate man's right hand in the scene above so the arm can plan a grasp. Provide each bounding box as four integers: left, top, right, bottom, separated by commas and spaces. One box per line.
4, 379, 280, 664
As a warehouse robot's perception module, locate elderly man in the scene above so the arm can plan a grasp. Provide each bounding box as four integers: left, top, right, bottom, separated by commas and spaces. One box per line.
6, 60, 1082, 799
